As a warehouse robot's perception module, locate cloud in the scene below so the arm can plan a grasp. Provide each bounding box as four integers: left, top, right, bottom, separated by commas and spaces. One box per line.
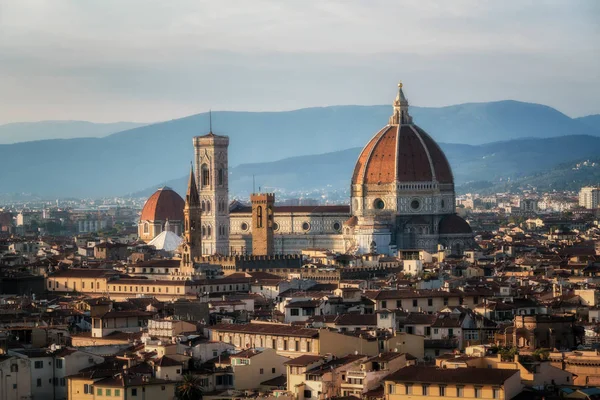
0, 0, 598, 123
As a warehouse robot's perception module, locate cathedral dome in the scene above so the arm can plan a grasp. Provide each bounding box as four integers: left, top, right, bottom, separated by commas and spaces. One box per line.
439, 214, 473, 235
140, 187, 185, 222
352, 83, 453, 186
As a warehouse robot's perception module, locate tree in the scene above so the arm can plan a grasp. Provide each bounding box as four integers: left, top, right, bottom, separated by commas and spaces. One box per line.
176, 374, 203, 400
498, 347, 518, 362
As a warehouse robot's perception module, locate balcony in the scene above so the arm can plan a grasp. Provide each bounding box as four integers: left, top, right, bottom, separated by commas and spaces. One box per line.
346, 370, 366, 378
341, 382, 364, 389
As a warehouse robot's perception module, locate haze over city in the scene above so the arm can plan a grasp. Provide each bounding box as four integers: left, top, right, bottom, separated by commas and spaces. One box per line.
1, 0, 599, 125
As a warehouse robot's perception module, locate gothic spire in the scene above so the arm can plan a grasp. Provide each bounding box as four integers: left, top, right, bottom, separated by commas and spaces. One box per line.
186, 163, 200, 206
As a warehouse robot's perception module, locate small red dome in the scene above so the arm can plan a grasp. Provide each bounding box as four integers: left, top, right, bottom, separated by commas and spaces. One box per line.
140, 187, 184, 222
352, 124, 453, 186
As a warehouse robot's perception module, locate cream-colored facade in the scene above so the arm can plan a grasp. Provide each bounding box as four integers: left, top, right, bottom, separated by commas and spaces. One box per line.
209, 322, 425, 360
285, 356, 325, 394
437, 352, 572, 388
0, 355, 32, 400
579, 186, 600, 209
384, 367, 523, 400
318, 329, 424, 359
68, 376, 176, 400
45, 269, 250, 301
209, 323, 320, 359
230, 348, 290, 390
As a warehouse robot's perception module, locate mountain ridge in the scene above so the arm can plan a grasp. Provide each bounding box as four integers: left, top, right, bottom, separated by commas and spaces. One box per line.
0, 120, 149, 144
131, 134, 600, 200
1, 100, 599, 198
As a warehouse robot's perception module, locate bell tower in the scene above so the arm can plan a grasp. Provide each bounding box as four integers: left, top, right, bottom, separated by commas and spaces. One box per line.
193, 120, 230, 255
180, 165, 202, 277
251, 193, 274, 256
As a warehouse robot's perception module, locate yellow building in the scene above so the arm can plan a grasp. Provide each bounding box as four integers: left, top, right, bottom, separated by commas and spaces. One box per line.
45, 268, 250, 301
209, 322, 424, 360
209, 322, 320, 358
384, 366, 522, 400
229, 348, 290, 390
68, 373, 176, 400
318, 329, 424, 360
436, 351, 573, 388
284, 355, 326, 393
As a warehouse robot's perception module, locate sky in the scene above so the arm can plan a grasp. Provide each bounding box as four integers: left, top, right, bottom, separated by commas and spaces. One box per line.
0, 0, 599, 124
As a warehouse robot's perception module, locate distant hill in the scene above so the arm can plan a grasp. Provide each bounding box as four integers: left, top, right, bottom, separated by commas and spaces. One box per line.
133, 135, 600, 200
576, 115, 600, 132
1, 101, 599, 198
0, 120, 148, 144
458, 156, 600, 194
412, 100, 598, 144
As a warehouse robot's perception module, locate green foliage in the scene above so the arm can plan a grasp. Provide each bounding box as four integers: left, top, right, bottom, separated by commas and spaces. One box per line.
498, 347, 518, 361
532, 348, 550, 361
176, 374, 203, 400
509, 216, 526, 225
98, 228, 118, 237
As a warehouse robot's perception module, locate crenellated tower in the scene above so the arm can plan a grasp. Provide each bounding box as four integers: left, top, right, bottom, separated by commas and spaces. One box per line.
251, 193, 275, 256
194, 124, 230, 255
180, 165, 202, 276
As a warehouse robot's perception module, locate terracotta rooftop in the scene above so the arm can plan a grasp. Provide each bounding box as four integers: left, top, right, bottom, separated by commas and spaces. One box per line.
335, 313, 377, 326
284, 355, 324, 366
50, 268, 119, 278
385, 365, 518, 385
211, 322, 319, 338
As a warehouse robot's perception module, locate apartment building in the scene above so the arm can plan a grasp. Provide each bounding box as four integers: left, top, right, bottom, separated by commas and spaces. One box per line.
384, 366, 522, 400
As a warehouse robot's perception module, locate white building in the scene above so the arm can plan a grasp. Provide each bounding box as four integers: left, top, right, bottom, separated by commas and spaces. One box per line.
0, 354, 32, 400
579, 187, 600, 209
10, 349, 54, 400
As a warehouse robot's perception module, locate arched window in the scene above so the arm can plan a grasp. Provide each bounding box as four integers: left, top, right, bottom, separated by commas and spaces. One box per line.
201, 164, 210, 187
201, 201, 206, 212
207, 225, 212, 238
143, 223, 149, 234
257, 206, 263, 228
202, 226, 206, 237
207, 201, 211, 213
218, 168, 224, 186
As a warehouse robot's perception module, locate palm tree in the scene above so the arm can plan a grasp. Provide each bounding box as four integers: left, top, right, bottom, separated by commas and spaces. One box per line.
176, 373, 203, 400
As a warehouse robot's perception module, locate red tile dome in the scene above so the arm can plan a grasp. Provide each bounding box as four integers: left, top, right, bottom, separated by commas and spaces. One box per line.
352, 84, 453, 186
140, 187, 184, 222
352, 124, 453, 185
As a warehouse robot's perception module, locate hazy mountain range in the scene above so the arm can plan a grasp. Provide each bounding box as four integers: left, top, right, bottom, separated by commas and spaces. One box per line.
132, 134, 600, 198
576, 115, 600, 132
459, 156, 600, 194
0, 101, 599, 199
0, 120, 148, 144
